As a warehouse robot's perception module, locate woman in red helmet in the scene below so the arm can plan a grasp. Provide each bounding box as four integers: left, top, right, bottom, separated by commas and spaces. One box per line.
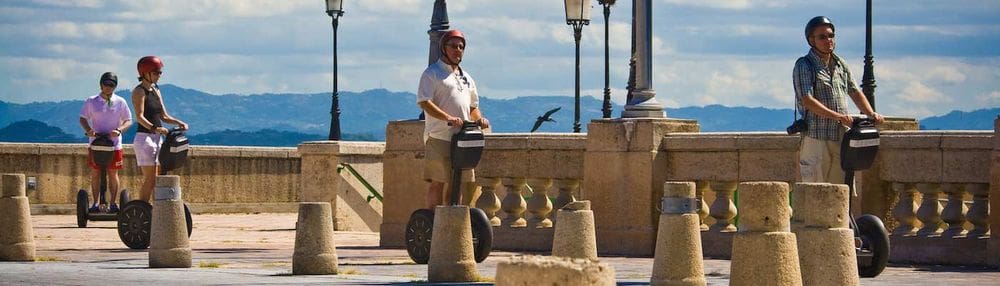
131, 55, 188, 202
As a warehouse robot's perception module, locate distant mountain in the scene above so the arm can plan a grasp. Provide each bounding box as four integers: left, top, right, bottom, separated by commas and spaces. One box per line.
1, 85, 992, 146
0, 119, 80, 143
189, 129, 378, 147
918, 108, 998, 130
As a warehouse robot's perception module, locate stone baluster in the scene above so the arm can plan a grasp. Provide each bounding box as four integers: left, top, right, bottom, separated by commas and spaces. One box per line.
695, 180, 710, 231
940, 184, 968, 238
553, 179, 580, 211
965, 183, 990, 238
891, 182, 919, 236
526, 178, 554, 228
708, 181, 738, 232
915, 183, 944, 237
476, 178, 502, 227
501, 178, 528, 228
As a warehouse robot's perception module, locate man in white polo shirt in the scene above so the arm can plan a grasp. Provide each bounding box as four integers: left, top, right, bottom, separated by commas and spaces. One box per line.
417, 29, 491, 210
79, 72, 133, 213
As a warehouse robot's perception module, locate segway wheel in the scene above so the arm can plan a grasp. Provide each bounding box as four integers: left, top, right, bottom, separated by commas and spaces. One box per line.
184, 203, 193, 237
118, 200, 153, 249
405, 209, 435, 264
76, 189, 89, 228
856, 214, 890, 278
470, 208, 493, 263
119, 189, 130, 205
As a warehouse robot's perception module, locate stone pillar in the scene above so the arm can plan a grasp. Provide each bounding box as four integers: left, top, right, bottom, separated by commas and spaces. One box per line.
380, 120, 426, 248
622, 0, 665, 118
708, 181, 738, 232
502, 177, 528, 228
891, 182, 919, 236
586, 119, 699, 256
940, 184, 968, 238
989, 116, 1000, 268
428, 205, 478, 282
965, 183, 990, 238
475, 177, 502, 226
915, 183, 944, 236
553, 179, 580, 211
149, 175, 192, 268
427, 0, 450, 65
293, 202, 339, 275
793, 183, 859, 286
552, 201, 598, 260
299, 141, 384, 232
0, 174, 34, 261
526, 178, 553, 228
730, 182, 802, 286
650, 182, 705, 286
695, 181, 710, 231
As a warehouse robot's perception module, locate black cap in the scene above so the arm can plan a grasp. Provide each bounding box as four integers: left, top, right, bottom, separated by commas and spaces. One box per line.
100, 72, 118, 87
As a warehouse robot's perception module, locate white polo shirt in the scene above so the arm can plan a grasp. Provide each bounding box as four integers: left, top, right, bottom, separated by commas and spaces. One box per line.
417, 59, 479, 141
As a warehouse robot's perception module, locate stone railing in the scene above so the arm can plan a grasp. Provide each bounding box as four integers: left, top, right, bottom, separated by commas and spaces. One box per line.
877, 131, 994, 266
379, 120, 586, 250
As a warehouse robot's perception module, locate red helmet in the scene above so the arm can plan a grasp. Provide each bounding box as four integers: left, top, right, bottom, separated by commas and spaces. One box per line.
440, 29, 466, 52
137, 56, 163, 76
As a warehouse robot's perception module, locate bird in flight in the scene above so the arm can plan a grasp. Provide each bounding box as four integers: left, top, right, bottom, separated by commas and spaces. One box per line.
531, 107, 561, 132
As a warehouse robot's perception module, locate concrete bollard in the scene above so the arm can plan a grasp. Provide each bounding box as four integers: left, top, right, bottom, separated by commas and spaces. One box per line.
496, 255, 615, 286
730, 182, 802, 286
552, 200, 598, 260
149, 175, 192, 268
0, 174, 35, 261
292, 202, 339, 275
651, 182, 705, 286
428, 205, 478, 282
793, 183, 859, 286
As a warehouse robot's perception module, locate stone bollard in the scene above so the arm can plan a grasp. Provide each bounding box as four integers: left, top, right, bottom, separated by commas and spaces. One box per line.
730, 182, 802, 286
496, 255, 615, 286
428, 205, 478, 282
793, 183, 859, 286
0, 174, 35, 261
149, 175, 192, 268
292, 202, 339, 275
552, 200, 598, 260
651, 182, 705, 286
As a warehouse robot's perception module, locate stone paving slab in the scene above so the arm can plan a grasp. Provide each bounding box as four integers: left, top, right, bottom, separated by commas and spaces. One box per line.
4, 214, 996, 285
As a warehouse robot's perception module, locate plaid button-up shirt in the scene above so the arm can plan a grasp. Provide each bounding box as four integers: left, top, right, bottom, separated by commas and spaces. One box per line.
793, 50, 857, 141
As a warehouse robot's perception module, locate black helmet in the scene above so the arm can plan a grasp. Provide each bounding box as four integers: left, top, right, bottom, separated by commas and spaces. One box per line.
805, 16, 835, 43
100, 72, 118, 87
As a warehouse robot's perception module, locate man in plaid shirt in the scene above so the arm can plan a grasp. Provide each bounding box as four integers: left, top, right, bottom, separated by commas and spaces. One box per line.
793, 16, 884, 184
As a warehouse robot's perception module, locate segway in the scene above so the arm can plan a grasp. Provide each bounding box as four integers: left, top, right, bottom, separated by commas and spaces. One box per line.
76, 133, 130, 227
405, 121, 493, 264
841, 117, 890, 278
117, 128, 193, 249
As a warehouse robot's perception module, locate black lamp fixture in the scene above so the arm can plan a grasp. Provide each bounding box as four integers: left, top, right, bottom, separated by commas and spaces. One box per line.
597, 0, 616, 119
325, 0, 344, 140
564, 0, 591, 133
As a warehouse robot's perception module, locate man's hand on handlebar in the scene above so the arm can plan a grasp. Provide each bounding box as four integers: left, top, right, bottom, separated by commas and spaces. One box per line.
868, 112, 885, 124
445, 116, 464, 128
837, 113, 854, 127
476, 118, 490, 129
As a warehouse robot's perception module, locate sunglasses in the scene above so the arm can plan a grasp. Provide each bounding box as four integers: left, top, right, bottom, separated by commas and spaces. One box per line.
815, 33, 835, 40
445, 43, 465, 50
101, 82, 117, 87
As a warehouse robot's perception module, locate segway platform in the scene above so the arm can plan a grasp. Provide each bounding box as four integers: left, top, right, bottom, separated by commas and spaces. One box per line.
841, 118, 889, 278
76, 133, 130, 228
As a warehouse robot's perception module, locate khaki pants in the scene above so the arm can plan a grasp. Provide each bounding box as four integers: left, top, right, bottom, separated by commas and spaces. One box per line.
799, 136, 845, 185
423, 138, 478, 205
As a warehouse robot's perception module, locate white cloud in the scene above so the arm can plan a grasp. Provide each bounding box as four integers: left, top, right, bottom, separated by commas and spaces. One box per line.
33, 0, 103, 8
898, 81, 948, 104
661, 0, 752, 10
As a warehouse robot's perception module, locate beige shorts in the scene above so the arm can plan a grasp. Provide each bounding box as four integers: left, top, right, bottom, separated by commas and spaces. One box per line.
424, 138, 475, 183
799, 136, 846, 185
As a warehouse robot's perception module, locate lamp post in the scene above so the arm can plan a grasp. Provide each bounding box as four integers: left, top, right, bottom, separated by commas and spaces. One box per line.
564, 0, 591, 133
861, 0, 877, 111
325, 0, 344, 140
598, 0, 616, 119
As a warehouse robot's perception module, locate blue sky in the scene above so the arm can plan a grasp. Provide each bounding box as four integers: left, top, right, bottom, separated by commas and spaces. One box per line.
0, 0, 997, 118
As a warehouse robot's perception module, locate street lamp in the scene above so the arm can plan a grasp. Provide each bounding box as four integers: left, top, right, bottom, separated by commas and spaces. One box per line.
598, 0, 616, 119
564, 0, 591, 133
326, 0, 344, 140
861, 0, 877, 111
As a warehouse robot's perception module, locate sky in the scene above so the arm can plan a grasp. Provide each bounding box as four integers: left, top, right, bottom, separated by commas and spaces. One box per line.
0, 0, 997, 118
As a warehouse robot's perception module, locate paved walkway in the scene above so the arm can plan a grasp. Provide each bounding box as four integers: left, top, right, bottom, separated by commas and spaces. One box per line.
4, 214, 996, 285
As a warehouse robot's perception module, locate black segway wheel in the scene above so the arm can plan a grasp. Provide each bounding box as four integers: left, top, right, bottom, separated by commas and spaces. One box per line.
184, 203, 193, 237
76, 189, 89, 228
856, 214, 890, 278
118, 200, 153, 249
405, 209, 435, 264
119, 189, 130, 206
470, 207, 493, 263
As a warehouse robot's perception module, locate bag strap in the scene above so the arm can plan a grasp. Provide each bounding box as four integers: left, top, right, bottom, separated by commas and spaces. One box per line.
795, 56, 818, 122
